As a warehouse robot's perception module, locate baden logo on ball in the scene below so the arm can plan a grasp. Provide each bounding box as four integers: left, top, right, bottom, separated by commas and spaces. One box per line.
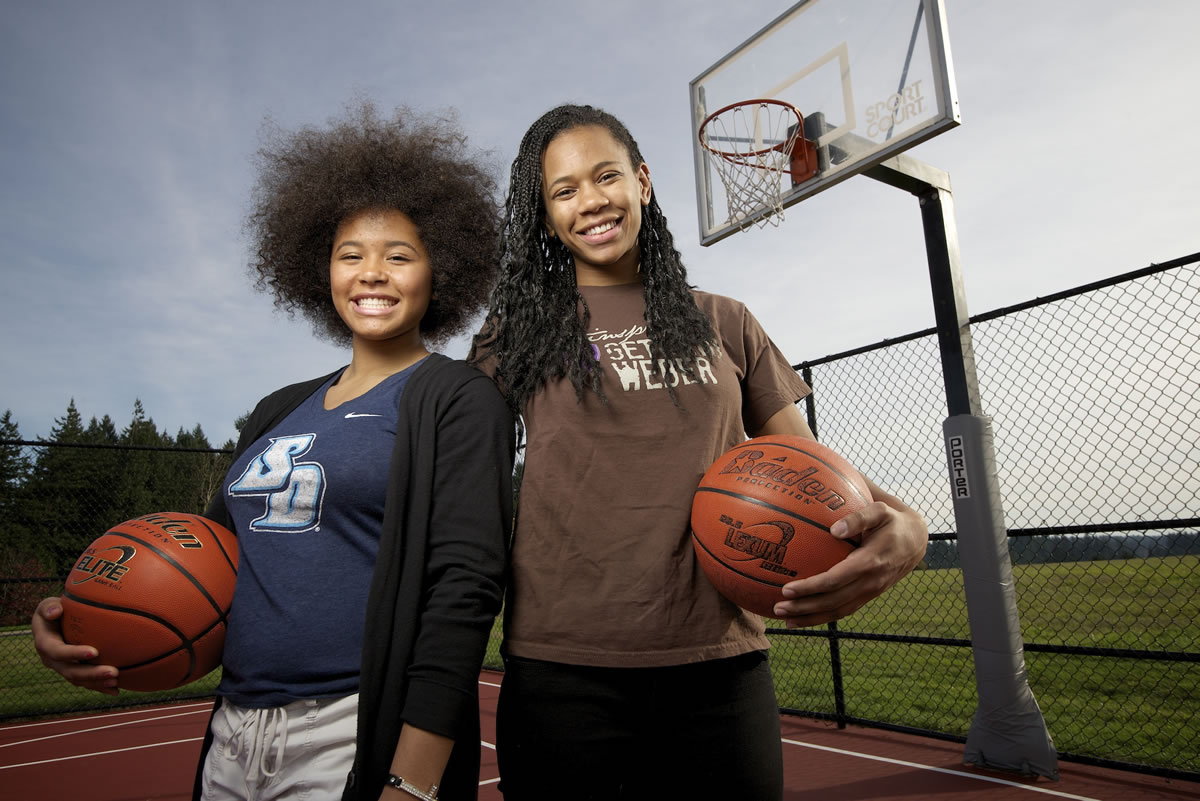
691, 435, 871, 618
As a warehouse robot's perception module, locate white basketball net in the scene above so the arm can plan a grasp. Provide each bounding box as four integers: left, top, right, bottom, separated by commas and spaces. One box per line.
700, 101, 803, 230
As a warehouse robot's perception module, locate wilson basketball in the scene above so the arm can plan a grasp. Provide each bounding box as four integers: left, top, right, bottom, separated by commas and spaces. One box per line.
60, 512, 238, 692
691, 435, 872, 618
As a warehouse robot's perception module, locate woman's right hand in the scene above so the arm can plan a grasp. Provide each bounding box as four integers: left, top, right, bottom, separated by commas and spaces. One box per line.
32, 597, 120, 696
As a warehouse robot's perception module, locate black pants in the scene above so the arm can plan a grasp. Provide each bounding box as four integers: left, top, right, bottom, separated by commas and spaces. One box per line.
496, 650, 783, 801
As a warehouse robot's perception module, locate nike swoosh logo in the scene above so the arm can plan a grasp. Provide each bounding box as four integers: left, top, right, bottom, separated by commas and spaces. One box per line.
344, 412, 384, 419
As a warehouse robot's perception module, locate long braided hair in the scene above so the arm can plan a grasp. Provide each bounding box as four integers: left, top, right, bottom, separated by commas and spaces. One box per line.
470, 104, 716, 419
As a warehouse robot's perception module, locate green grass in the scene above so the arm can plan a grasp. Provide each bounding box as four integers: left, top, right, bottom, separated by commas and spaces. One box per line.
0, 628, 222, 718
764, 554, 1200, 774
3, 555, 1197, 775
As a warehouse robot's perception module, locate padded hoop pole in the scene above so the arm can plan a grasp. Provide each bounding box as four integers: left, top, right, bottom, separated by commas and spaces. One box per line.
866, 156, 1059, 780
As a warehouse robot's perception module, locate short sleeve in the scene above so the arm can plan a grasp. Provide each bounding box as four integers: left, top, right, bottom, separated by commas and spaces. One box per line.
737, 304, 812, 434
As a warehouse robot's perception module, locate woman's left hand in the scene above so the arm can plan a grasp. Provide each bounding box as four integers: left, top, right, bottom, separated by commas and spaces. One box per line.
771, 484, 928, 627
752, 404, 930, 628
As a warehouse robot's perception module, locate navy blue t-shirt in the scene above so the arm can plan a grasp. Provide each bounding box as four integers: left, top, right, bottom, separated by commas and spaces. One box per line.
217, 361, 420, 707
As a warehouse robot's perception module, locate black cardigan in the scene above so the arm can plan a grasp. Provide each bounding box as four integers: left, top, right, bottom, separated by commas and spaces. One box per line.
192, 354, 514, 801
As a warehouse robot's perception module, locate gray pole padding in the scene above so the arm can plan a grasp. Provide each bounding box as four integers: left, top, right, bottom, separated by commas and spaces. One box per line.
945, 414, 1058, 778
865, 155, 1058, 778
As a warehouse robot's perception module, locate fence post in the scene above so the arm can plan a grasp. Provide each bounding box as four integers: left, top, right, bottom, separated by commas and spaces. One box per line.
800, 367, 849, 729
865, 156, 1058, 778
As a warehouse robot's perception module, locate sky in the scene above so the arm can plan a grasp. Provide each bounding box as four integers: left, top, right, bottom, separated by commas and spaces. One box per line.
2, 0, 1197, 444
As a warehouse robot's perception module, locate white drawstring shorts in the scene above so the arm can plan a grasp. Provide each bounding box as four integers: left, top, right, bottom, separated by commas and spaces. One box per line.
200, 692, 358, 801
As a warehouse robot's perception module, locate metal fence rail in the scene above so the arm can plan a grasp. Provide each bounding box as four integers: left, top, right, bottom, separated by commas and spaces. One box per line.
1, 255, 1197, 780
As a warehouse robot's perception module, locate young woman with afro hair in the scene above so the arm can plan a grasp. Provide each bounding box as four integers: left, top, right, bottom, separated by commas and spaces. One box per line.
33, 102, 514, 801
470, 104, 929, 800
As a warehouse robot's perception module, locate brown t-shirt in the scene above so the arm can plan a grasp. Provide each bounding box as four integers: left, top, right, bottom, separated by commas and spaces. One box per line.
498, 284, 811, 667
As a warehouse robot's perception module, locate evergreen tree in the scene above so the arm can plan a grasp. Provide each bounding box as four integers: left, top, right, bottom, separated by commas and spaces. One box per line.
0, 410, 36, 569
79, 414, 125, 538
122, 399, 159, 446
84, 414, 120, 445
114, 398, 171, 519
0, 410, 49, 622
172, 423, 229, 514
14, 399, 238, 574
0, 410, 31, 506
24, 400, 109, 573
52, 399, 85, 442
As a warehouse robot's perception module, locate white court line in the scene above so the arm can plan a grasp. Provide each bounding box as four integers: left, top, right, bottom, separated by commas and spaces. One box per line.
0, 737, 204, 770
0, 708, 211, 750
4, 677, 496, 734
781, 738, 1101, 801
1, 701, 213, 731
5, 735, 503, 780
3, 681, 509, 772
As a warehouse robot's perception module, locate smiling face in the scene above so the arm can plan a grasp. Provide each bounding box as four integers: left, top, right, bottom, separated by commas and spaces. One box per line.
541, 124, 652, 285
329, 208, 433, 349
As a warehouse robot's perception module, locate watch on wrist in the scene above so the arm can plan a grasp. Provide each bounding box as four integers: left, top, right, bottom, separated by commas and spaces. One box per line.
385, 773, 439, 801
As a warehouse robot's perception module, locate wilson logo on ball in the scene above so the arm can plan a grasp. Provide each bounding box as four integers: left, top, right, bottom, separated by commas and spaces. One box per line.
140, 513, 206, 548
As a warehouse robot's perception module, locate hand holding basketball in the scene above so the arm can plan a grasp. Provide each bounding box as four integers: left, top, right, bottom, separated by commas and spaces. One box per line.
32, 596, 119, 696
691, 435, 872, 618
773, 480, 930, 628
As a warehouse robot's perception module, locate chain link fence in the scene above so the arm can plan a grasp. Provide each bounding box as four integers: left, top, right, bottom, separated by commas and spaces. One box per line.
0, 442, 241, 719
769, 253, 1199, 780
1, 255, 1197, 780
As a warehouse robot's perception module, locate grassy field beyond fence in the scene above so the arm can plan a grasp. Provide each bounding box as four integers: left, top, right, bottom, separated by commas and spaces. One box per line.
767, 554, 1199, 774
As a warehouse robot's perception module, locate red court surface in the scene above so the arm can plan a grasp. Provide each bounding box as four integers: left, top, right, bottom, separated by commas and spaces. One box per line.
2, 671, 1195, 800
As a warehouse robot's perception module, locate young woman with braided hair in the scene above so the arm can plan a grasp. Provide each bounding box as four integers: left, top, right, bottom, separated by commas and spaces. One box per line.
33, 103, 514, 801
470, 104, 929, 800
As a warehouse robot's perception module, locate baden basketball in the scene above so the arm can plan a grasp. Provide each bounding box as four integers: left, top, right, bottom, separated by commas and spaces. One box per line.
691, 435, 872, 618
60, 512, 238, 692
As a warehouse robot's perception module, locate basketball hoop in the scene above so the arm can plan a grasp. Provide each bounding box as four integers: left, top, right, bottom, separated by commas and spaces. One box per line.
698, 99, 817, 230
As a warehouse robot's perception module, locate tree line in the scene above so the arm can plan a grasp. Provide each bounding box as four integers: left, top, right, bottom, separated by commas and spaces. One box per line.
0, 400, 237, 580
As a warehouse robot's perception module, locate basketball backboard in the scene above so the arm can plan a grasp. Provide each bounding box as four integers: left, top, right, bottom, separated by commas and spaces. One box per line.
690, 0, 960, 245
